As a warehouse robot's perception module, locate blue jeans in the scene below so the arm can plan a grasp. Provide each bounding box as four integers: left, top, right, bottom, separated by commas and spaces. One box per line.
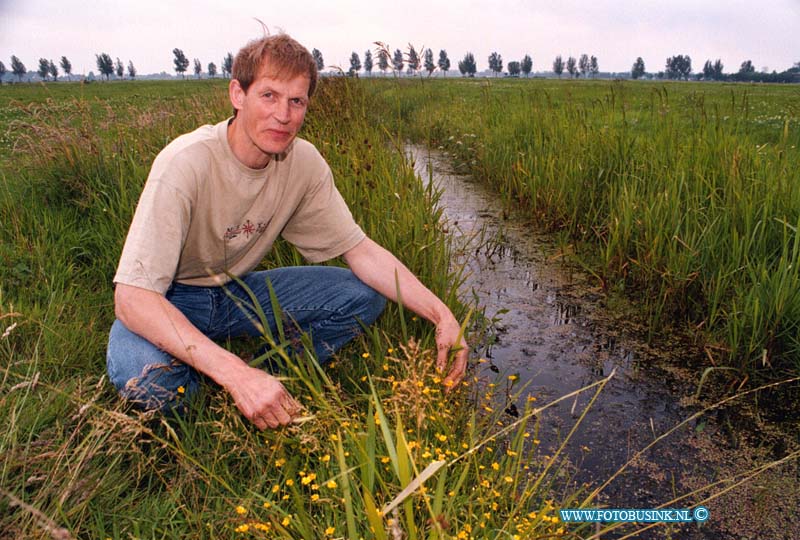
106, 266, 386, 411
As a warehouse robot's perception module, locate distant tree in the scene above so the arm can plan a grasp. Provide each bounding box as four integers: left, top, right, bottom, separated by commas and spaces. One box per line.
702, 60, 714, 80
578, 54, 590, 77
437, 50, 450, 76
713, 59, 724, 80
207, 62, 217, 78
127, 60, 137, 79
424, 48, 435, 76
115, 57, 124, 78
631, 57, 645, 79
0, 61, 5, 83
222, 52, 233, 78
194, 58, 202, 78
738, 60, 755, 75
521, 54, 532, 77
48, 59, 58, 81
37, 58, 49, 80
665, 55, 691, 80
458, 52, 477, 77
60, 56, 72, 81
566, 56, 577, 78
312, 48, 324, 71
406, 45, 420, 76
377, 49, 390, 76
11, 55, 26, 81
363, 50, 373, 75
348, 51, 361, 77
553, 55, 564, 78
507, 61, 521, 77
173, 48, 190, 78
488, 51, 503, 76
590, 55, 599, 77
392, 49, 404, 74
96, 53, 114, 80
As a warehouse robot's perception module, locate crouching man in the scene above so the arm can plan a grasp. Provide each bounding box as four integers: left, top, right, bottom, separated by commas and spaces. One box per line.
106, 33, 467, 430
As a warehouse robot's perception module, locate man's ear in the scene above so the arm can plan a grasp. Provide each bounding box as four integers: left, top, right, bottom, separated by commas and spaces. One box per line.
229, 79, 245, 111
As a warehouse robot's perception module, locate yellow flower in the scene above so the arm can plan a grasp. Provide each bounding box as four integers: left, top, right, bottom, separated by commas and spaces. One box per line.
387, 348, 394, 354
177, 385, 185, 394
330, 433, 339, 442
301, 473, 316, 485
311, 494, 320, 502
285, 479, 294, 486
381, 456, 391, 463
281, 515, 292, 526
362, 352, 370, 358
504, 476, 514, 483
508, 374, 518, 381
263, 501, 272, 509
326, 480, 338, 489
491, 462, 500, 471
275, 458, 286, 467
436, 434, 448, 442
234, 524, 250, 533
321, 454, 331, 463
235, 505, 247, 515
271, 485, 280, 493
325, 526, 336, 535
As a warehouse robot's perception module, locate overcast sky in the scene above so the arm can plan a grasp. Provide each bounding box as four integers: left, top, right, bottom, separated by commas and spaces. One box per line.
1, 0, 798, 76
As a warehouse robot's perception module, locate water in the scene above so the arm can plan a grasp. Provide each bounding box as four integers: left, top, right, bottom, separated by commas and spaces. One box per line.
406, 145, 800, 540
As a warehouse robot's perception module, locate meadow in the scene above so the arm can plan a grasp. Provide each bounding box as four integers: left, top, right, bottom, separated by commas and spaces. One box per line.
1, 75, 798, 539
365, 77, 800, 383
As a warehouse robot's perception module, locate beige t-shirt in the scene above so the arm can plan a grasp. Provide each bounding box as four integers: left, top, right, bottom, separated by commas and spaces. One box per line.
114, 119, 365, 294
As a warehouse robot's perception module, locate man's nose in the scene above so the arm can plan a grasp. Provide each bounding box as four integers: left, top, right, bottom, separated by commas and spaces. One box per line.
275, 100, 291, 123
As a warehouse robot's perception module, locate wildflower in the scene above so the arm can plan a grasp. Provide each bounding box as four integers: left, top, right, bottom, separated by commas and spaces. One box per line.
491, 462, 500, 471
311, 494, 320, 502
234, 524, 249, 533
421, 450, 432, 458
381, 456, 391, 463
326, 479, 338, 489
504, 476, 514, 483
508, 374, 518, 381
285, 479, 294, 486
387, 348, 394, 354
506, 450, 518, 457
281, 515, 292, 526
325, 526, 336, 535
436, 434, 447, 442
301, 473, 316, 485
177, 386, 185, 394
263, 501, 272, 509
235, 505, 247, 515
321, 454, 331, 463
362, 352, 370, 359
330, 433, 339, 442
275, 458, 286, 467
271, 485, 280, 493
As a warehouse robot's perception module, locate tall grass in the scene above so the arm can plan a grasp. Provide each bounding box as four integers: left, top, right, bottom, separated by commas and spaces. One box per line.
0, 79, 593, 538
365, 77, 800, 383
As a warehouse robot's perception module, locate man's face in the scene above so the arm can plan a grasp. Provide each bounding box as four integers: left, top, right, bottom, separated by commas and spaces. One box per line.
229, 64, 310, 166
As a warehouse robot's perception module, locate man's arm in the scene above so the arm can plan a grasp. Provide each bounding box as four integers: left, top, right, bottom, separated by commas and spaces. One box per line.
114, 283, 301, 429
343, 237, 468, 390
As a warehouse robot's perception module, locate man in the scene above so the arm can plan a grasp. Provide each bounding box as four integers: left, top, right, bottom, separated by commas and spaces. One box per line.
106, 34, 467, 430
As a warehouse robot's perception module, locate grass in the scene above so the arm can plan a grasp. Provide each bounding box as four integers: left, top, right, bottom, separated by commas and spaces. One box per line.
0, 78, 590, 539
363, 76, 800, 384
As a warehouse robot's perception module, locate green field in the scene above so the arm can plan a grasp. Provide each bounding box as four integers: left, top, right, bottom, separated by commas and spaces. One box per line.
1, 77, 798, 538
363, 77, 800, 380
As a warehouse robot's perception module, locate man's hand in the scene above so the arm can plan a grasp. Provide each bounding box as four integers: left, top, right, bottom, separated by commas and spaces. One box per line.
224, 366, 302, 430
435, 316, 468, 392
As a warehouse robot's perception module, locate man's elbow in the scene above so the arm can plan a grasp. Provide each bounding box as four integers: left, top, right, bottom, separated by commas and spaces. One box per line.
114, 283, 149, 325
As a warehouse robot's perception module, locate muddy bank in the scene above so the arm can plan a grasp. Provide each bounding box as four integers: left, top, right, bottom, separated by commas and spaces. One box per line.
407, 145, 799, 540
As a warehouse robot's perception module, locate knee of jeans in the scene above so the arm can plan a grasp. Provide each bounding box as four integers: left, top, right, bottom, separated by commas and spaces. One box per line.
350, 282, 386, 325
112, 360, 198, 413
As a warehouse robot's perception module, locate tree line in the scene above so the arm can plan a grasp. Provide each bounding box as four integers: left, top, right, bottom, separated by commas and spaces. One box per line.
3, 47, 799, 83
